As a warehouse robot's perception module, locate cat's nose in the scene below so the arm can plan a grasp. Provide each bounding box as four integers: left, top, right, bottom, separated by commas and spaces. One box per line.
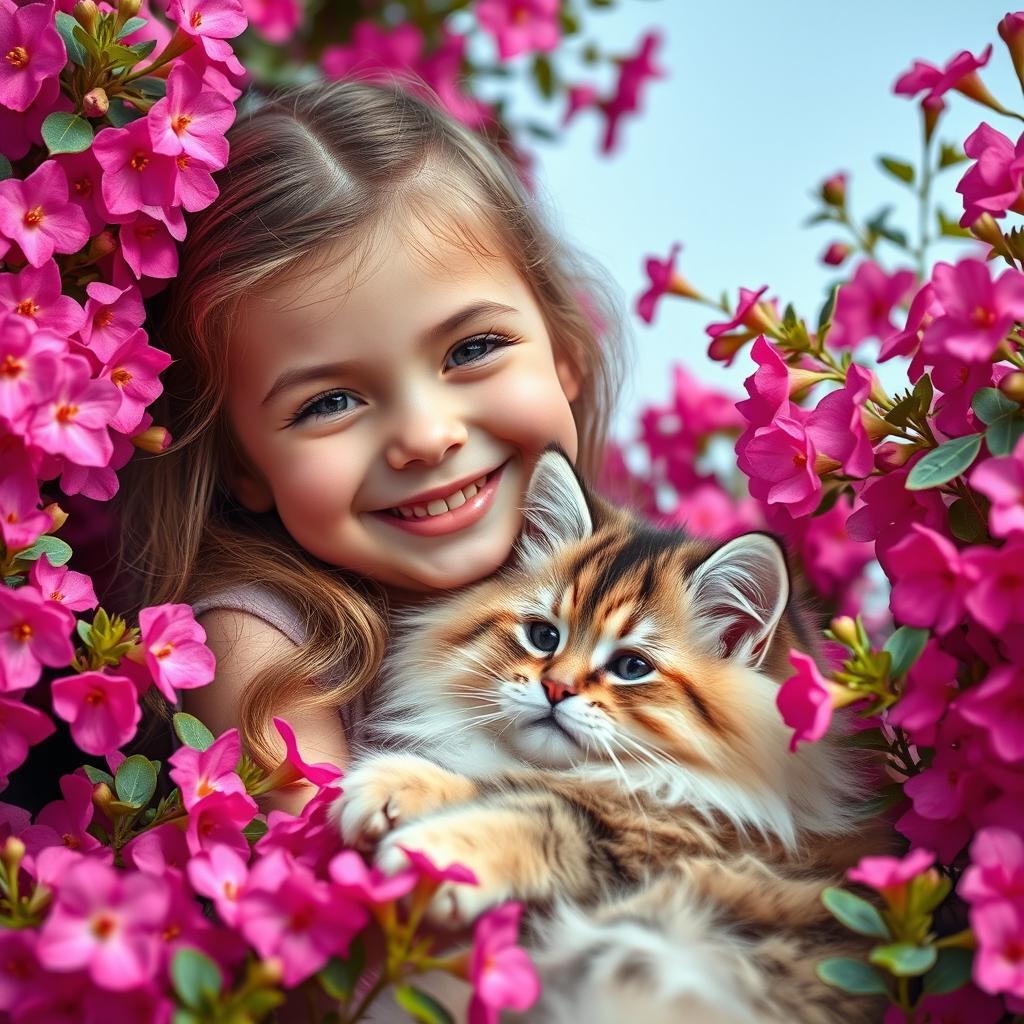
541, 678, 577, 705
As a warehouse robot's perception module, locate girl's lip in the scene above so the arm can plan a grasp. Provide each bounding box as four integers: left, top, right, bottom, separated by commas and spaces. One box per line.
369, 462, 508, 537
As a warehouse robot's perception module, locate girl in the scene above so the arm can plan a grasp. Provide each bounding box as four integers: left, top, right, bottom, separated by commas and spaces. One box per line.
122, 72, 629, 811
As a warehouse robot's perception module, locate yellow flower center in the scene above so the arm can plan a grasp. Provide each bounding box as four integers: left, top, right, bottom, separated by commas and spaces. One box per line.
22, 207, 43, 227
12, 622, 31, 643
55, 403, 79, 423
112, 368, 132, 387
971, 305, 996, 328
95, 308, 114, 328
172, 114, 192, 134
14, 299, 38, 317
1, 354, 24, 378
190, 10, 202, 27
129, 151, 149, 173
4, 46, 29, 70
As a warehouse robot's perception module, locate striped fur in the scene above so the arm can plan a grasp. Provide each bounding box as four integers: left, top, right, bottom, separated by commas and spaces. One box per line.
334, 449, 889, 1023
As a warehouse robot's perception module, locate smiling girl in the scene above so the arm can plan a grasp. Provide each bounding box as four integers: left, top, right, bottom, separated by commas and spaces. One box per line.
122, 75, 628, 807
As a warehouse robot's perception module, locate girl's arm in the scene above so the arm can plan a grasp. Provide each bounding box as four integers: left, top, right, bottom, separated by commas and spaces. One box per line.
186, 609, 350, 815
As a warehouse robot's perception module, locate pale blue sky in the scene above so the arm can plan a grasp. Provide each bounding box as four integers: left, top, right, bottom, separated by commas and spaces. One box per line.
466, 1, 1023, 438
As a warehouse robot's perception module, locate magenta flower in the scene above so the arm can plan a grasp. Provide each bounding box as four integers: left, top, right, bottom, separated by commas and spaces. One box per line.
829, 262, 916, 350
0, 1, 66, 112
168, 0, 248, 61
148, 63, 234, 167
799, 498, 872, 600
0, 929, 40, 1011
563, 83, 599, 127
736, 335, 793, 435
881, 525, 968, 635
0, 451, 52, 550
54, 149, 111, 235
37, 858, 170, 990
51, 670, 142, 755
237, 850, 368, 986
468, 903, 539, 1024
922, 258, 1024, 364
185, 790, 258, 857
0, 258, 86, 336
77, 281, 146, 364
0, 315, 66, 432
267, 716, 343, 788
706, 285, 773, 364
971, 437, 1024, 538
972, 900, 1024, 998
961, 827, 1024, 906
0, 696, 55, 785
635, 241, 698, 325
887, 641, 958, 746
168, 728, 246, 810
957, 123, 1024, 226
117, 213, 180, 279
99, 329, 172, 434
138, 603, 217, 703
847, 847, 936, 891
805, 364, 876, 478
243, 0, 301, 42
957, 666, 1024, 763
186, 843, 250, 925
92, 120, 179, 217
29, 554, 98, 613
879, 282, 943, 363
0, 584, 74, 693
961, 543, 1024, 633
321, 20, 424, 80
31, 771, 102, 856
0, 76, 72, 163
328, 849, 419, 905
0, 160, 90, 269
122, 822, 190, 877
662, 482, 763, 542
397, 845, 479, 886
739, 414, 823, 518
476, 0, 559, 61
894, 45, 993, 115
821, 242, 851, 266
599, 30, 665, 155
776, 650, 837, 752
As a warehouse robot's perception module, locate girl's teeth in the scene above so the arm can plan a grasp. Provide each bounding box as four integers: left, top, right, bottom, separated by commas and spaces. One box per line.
447, 489, 466, 509
427, 499, 448, 516
393, 474, 491, 519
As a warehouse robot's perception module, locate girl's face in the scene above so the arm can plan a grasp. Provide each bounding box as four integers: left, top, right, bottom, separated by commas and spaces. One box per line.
224, 217, 581, 594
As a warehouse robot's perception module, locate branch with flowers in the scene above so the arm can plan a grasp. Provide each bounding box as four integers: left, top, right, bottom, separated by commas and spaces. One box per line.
623, 14, 1024, 1022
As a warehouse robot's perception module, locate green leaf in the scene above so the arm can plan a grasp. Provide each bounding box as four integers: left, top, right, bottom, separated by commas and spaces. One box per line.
134, 76, 167, 101
879, 156, 915, 185
116, 15, 148, 38
72, 23, 101, 61
922, 948, 973, 995
884, 388, 918, 428
987, 412, 1024, 456
55, 12, 88, 65
936, 208, 972, 239
171, 947, 223, 1010
76, 619, 92, 644
906, 434, 982, 490
812, 484, 846, 518
949, 498, 987, 543
912, 373, 934, 415
972, 387, 1018, 425
882, 626, 929, 678
243, 818, 268, 844
816, 958, 889, 995
105, 100, 144, 127
128, 38, 158, 60
172, 713, 215, 752
938, 142, 968, 169
41, 112, 94, 155
523, 122, 559, 143
13, 535, 72, 567
821, 887, 889, 939
0, 155, 12, 181
106, 42, 144, 71
817, 283, 840, 336
83, 765, 115, 786
393, 985, 454, 1024
319, 940, 365, 1001
172, 1010, 201, 1024
114, 754, 157, 808
869, 942, 937, 978
532, 53, 556, 100
866, 205, 909, 248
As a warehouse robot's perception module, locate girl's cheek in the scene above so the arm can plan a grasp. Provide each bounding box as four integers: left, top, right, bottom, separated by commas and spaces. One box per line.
481, 364, 578, 454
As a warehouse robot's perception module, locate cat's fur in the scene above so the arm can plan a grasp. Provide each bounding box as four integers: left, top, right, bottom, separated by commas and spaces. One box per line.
333, 448, 888, 1023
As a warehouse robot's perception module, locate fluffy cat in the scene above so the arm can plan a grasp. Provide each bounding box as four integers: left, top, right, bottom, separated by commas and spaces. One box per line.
333, 447, 887, 1024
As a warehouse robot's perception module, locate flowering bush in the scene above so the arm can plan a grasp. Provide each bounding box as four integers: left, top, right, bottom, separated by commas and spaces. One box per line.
628, 15, 1024, 1021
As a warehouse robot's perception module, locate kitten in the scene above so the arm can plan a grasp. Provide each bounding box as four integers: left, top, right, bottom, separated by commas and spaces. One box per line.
334, 448, 887, 1024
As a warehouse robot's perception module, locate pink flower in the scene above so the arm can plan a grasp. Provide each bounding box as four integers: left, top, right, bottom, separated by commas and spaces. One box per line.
148, 63, 234, 167
0, 315, 65, 431
706, 285, 771, 364
776, 650, 836, 751
262, 717, 343, 789
37, 858, 170, 990
798, 497, 872, 599
476, 0, 559, 61
185, 790, 258, 857
972, 900, 1024, 997
598, 30, 665, 155
0, 584, 74, 693
237, 850, 367, 986
29, 554, 98, 612
0, 451, 52, 550
117, 213, 180, 279
172, 151, 219, 212
880, 525, 968, 635
661, 482, 762, 541
186, 843, 250, 925
242, 0, 301, 42
971, 436, 1024, 538
0, 258, 86, 336
76, 281, 146, 364
847, 847, 935, 890
468, 903, 539, 1024
887, 641, 958, 746
829, 262, 916, 350
0, 76, 72, 163
957, 665, 1024, 763
961, 542, 1024, 633
168, 728, 246, 810
321, 20, 424, 80
328, 849, 418, 904
563, 82, 599, 126
957, 122, 1024, 226
31, 772, 102, 856
805, 364, 875, 478
122, 822, 191, 876
736, 335, 793, 437
922, 258, 1024, 364
54, 149, 111, 235
821, 242, 851, 266
635, 241, 697, 325
879, 281, 943, 363
399, 845, 479, 886
739, 414, 822, 518
0, 696, 55, 785
92, 120, 179, 217
168, 0, 248, 62
961, 827, 1024, 906
931, 359, 991, 438
98, 329, 171, 434
51, 670, 142, 755
0, 1, 66, 112
894, 45, 993, 115
0, 929, 40, 1011
138, 603, 216, 702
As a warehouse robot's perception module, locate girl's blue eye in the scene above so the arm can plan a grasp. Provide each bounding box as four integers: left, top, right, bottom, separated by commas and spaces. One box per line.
291, 390, 361, 425
446, 332, 517, 368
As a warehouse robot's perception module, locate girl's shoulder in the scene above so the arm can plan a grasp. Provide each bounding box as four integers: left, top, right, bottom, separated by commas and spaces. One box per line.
189, 582, 308, 646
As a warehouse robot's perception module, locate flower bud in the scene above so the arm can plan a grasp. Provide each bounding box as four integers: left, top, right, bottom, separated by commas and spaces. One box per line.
1, 836, 25, 871
821, 242, 851, 267
1000, 371, 1024, 404
969, 213, 1011, 258
132, 425, 171, 453
667, 271, 703, 302
73, 0, 98, 32
86, 230, 117, 263
82, 87, 109, 119
118, 0, 142, 19
829, 616, 859, 649
787, 366, 831, 399
250, 957, 284, 987
42, 502, 68, 534
820, 172, 847, 208
92, 782, 114, 817
874, 440, 917, 472
1000, 13, 1024, 91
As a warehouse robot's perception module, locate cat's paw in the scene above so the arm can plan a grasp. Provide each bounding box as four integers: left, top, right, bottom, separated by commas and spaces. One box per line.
332, 753, 477, 853
376, 818, 511, 929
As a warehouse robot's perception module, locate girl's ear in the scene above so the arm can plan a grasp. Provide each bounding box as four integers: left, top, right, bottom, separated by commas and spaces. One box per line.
555, 355, 581, 403
513, 446, 593, 573
686, 532, 790, 669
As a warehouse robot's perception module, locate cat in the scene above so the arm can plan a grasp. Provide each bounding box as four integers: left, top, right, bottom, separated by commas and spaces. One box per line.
332, 447, 888, 1024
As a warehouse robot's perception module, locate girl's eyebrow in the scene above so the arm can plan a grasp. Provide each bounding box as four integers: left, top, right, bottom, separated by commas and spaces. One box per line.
259, 299, 519, 407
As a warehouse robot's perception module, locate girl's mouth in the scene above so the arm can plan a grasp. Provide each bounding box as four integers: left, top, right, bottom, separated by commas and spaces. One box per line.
371, 461, 508, 537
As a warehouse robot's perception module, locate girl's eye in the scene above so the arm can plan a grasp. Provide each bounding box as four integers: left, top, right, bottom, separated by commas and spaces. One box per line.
445, 332, 518, 369
607, 652, 654, 681
290, 390, 362, 425
527, 620, 560, 653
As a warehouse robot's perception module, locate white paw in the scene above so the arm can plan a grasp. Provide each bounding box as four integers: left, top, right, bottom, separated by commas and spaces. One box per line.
332, 754, 425, 851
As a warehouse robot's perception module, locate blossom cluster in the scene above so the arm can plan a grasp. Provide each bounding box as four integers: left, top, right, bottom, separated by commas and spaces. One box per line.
625, 13, 1024, 1019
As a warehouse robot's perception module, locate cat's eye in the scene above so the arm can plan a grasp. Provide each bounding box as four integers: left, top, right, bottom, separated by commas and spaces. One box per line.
527, 621, 560, 653
608, 652, 654, 681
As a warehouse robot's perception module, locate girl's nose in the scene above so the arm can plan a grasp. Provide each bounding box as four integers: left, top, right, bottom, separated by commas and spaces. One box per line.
384, 403, 468, 470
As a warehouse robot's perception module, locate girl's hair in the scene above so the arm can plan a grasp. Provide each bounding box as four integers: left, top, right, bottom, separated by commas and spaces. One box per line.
121, 71, 630, 768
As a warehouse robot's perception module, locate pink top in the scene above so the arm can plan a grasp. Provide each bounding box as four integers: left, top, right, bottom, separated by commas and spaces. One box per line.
189, 584, 369, 740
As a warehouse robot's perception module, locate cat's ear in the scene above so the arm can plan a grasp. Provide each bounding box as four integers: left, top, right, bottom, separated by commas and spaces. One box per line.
514, 446, 593, 572
686, 532, 790, 669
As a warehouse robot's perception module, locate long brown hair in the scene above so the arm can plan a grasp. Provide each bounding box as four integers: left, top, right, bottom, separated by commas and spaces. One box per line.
120, 71, 630, 768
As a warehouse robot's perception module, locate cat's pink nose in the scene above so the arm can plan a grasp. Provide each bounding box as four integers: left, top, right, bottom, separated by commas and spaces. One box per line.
542, 678, 576, 705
